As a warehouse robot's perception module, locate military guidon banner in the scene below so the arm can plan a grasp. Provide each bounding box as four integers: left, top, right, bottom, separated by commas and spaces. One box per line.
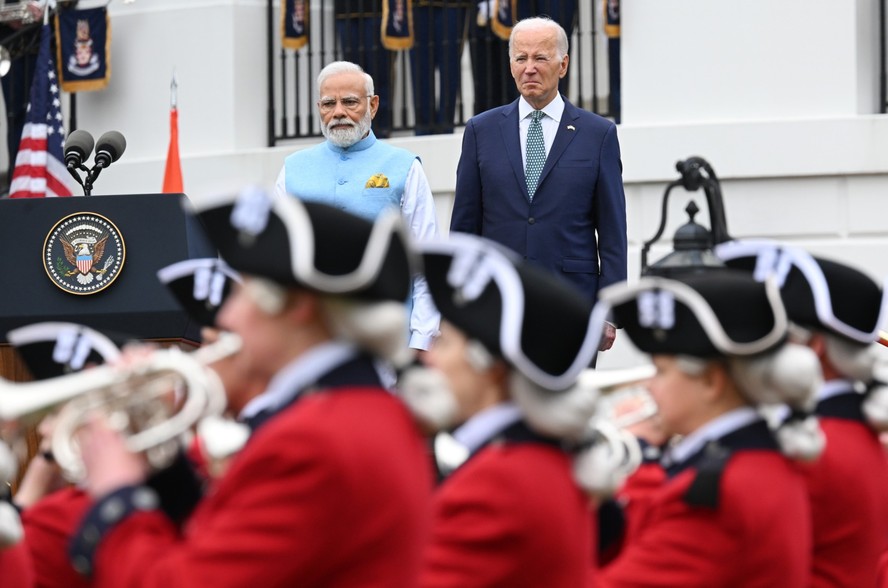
282, 0, 309, 50
491, 0, 516, 41
55, 6, 110, 92
381, 0, 412, 50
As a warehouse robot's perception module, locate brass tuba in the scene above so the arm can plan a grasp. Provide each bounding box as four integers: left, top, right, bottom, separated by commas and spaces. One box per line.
0, 333, 240, 481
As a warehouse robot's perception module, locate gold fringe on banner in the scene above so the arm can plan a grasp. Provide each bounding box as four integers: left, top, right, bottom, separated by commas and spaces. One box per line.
491, 0, 516, 41
604, 0, 620, 39
381, 0, 413, 50
282, 0, 309, 51
54, 7, 111, 92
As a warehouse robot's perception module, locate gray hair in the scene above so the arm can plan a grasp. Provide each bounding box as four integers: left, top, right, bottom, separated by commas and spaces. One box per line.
317, 61, 374, 98
509, 17, 569, 60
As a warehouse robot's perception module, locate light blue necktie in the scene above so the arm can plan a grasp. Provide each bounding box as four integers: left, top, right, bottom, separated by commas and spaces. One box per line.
525, 110, 546, 201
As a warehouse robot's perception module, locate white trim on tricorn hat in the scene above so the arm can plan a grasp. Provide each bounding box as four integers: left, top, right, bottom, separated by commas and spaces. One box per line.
7, 322, 122, 379
420, 233, 602, 391
595, 273, 788, 358
157, 258, 242, 328
715, 239, 888, 345
187, 186, 415, 302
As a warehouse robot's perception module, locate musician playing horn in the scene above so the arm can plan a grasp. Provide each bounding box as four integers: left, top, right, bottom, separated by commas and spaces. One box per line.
69, 189, 434, 587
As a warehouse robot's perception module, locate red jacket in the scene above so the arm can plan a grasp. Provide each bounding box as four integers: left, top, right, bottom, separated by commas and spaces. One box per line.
88, 388, 433, 588
802, 406, 888, 587
420, 441, 594, 588
600, 449, 811, 587
1, 542, 34, 588
21, 487, 91, 588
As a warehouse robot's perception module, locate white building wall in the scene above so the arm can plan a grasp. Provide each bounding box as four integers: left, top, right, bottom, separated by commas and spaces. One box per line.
9, 0, 888, 367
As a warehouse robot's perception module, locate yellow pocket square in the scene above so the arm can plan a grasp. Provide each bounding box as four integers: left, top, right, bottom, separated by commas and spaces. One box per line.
365, 173, 390, 188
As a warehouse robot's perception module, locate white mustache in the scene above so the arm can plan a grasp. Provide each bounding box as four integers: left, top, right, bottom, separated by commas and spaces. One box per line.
327, 117, 356, 131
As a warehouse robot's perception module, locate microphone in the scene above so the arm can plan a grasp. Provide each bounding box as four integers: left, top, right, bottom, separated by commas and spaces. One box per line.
63, 129, 94, 170
93, 131, 126, 170
82, 131, 126, 196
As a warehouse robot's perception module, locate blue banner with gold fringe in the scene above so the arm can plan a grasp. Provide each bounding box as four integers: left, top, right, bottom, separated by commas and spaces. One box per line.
605, 0, 620, 38
55, 7, 110, 92
282, 0, 309, 50
491, 0, 516, 41
381, 0, 412, 50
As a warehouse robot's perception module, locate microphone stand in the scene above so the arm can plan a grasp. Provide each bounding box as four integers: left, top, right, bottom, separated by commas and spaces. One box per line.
65, 163, 90, 196
83, 163, 105, 196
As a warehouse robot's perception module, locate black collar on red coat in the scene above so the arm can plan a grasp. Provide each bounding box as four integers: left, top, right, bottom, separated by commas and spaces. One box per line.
243, 354, 385, 431
664, 419, 779, 509
434, 420, 567, 484
817, 390, 866, 422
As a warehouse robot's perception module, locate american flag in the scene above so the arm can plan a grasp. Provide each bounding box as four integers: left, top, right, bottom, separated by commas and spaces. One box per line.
9, 22, 76, 198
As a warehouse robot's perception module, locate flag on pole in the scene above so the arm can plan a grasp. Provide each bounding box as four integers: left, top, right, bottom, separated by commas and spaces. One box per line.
162, 75, 183, 194
9, 22, 76, 198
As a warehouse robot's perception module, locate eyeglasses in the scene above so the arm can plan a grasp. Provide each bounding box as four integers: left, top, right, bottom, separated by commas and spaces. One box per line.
317, 96, 372, 113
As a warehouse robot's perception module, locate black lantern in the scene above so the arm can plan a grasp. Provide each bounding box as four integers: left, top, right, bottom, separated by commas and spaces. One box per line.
640, 157, 732, 277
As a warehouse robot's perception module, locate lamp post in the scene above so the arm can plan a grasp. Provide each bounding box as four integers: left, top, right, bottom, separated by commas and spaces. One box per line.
640, 156, 732, 277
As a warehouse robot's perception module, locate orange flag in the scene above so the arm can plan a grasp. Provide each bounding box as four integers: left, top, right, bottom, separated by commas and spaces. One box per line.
162, 75, 183, 193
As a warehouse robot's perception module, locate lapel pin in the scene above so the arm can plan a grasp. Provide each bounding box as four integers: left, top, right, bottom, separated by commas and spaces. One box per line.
567, 125, 576, 131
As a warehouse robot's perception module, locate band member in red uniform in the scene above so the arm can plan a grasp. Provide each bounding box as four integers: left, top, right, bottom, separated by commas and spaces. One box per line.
410, 233, 610, 587
595, 270, 822, 587
68, 189, 434, 587
1, 436, 32, 588
1, 322, 125, 588
716, 240, 888, 588
0, 543, 32, 588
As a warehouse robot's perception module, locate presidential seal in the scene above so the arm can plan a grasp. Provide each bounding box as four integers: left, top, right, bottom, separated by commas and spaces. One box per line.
43, 212, 125, 295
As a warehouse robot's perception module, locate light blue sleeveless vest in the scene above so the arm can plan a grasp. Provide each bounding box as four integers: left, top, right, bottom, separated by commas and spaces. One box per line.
283, 131, 417, 222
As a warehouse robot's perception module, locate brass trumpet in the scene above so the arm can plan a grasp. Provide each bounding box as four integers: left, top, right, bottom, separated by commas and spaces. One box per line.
0, 333, 241, 482
569, 364, 658, 498
580, 364, 658, 429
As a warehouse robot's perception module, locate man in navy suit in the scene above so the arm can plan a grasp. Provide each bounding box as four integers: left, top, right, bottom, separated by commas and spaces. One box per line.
450, 16, 627, 350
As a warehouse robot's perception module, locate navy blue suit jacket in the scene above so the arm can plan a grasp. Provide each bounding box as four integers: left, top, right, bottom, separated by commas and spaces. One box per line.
450, 98, 628, 301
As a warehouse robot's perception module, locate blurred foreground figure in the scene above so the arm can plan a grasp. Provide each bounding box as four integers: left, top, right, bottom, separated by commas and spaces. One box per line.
596, 270, 823, 587
68, 190, 434, 587
717, 240, 888, 588
407, 234, 628, 587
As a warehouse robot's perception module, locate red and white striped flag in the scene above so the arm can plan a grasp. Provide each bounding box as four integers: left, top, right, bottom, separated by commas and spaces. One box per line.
9, 22, 76, 198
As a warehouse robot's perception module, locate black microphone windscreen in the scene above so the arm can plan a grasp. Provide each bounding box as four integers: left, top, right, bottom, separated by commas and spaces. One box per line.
64, 129, 94, 162
94, 130, 126, 165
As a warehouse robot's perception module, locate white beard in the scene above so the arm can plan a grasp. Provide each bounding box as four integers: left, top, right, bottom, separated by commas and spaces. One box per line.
322, 110, 372, 148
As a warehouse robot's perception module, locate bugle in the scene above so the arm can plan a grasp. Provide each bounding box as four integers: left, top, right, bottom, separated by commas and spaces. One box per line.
0, 333, 241, 481
580, 364, 658, 429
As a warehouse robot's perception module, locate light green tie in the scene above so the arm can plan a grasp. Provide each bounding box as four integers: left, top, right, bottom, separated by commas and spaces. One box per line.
525, 110, 546, 201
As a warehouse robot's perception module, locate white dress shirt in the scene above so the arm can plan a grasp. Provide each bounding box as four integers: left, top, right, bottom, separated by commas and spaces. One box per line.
518, 93, 564, 169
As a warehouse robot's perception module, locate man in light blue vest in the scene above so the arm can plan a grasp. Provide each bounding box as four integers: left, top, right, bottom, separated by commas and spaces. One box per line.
274, 61, 440, 351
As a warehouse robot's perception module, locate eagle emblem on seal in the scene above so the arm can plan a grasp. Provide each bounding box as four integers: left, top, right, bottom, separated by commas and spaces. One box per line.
61, 233, 109, 284
44, 212, 125, 295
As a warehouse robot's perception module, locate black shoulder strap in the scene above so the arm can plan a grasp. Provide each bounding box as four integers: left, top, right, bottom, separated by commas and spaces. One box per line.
683, 441, 730, 509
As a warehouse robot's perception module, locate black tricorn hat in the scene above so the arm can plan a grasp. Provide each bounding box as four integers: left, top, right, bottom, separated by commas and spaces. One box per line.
157, 258, 241, 328
715, 239, 888, 345
6, 322, 124, 380
189, 187, 414, 303
596, 270, 788, 358
420, 234, 600, 391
